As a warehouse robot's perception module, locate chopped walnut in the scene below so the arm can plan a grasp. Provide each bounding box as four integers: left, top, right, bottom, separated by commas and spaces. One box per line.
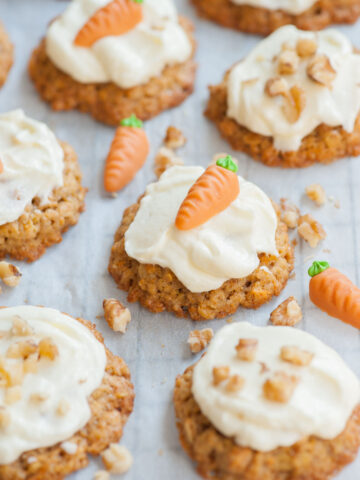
307, 54, 336, 87
242, 77, 259, 87
0, 407, 10, 429
225, 375, 245, 393
298, 214, 326, 248
5, 386, 22, 405
265, 77, 288, 97
235, 338, 258, 361
0, 261, 22, 287
24, 353, 39, 374
94, 471, 110, 480
154, 146, 183, 179
187, 328, 214, 354
296, 38, 317, 57
280, 199, 300, 229
39, 337, 59, 361
270, 297, 303, 327
6, 362, 24, 386
6, 340, 38, 359
103, 299, 131, 334
11, 316, 33, 337
101, 444, 133, 474
277, 49, 299, 75
282, 86, 306, 123
212, 366, 230, 386
30, 393, 48, 403
263, 371, 299, 403
280, 345, 314, 366
305, 184, 327, 206
56, 399, 70, 416
163, 126, 187, 150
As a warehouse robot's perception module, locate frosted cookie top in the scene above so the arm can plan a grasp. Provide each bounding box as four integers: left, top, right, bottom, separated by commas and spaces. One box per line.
0, 306, 106, 464
227, 26, 360, 151
0, 110, 64, 226
46, 0, 192, 89
230, 0, 316, 15
192, 322, 360, 452
125, 165, 278, 293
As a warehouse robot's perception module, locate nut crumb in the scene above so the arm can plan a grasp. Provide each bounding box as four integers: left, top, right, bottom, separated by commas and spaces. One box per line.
103, 299, 131, 334
235, 338, 258, 361
263, 371, 299, 403
305, 184, 326, 205
0, 407, 10, 429
39, 337, 59, 361
270, 297, 303, 326
30, 393, 48, 403
296, 38, 317, 57
280, 199, 299, 229
265, 77, 288, 97
298, 214, 326, 248
56, 399, 70, 416
163, 126, 187, 150
188, 328, 214, 354
212, 366, 230, 386
11, 316, 33, 337
60, 441, 78, 455
225, 374, 245, 393
101, 444, 133, 474
154, 146, 183, 178
280, 345, 314, 366
282, 85, 306, 123
307, 54, 336, 87
0, 261, 22, 287
277, 49, 299, 75
5, 386, 22, 405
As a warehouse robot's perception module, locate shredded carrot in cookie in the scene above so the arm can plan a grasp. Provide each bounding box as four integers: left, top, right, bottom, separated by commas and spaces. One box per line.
104, 114, 149, 193
74, 0, 143, 48
175, 156, 239, 231
308, 261, 360, 329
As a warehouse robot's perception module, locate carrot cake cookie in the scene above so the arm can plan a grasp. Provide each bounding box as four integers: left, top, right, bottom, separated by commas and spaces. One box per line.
0, 109, 86, 262
0, 21, 13, 87
174, 321, 360, 480
0, 305, 134, 480
206, 26, 360, 168
29, 0, 196, 125
108, 160, 294, 321
191, 0, 360, 35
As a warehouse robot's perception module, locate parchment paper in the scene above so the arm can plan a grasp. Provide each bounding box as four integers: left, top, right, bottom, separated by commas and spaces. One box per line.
0, 0, 359, 478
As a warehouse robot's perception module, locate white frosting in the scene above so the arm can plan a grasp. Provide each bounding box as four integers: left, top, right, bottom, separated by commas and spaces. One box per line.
230, 0, 316, 15
0, 110, 64, 226
192, 322, 360, 452
227, 26, 360, 151
125, 166, 278, 293
0, 306, 106, 464
46, 0, 192, 89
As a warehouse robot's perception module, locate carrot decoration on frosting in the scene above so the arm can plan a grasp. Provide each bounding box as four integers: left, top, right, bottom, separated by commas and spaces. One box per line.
104, 114, 149, 193
308, 261, 360, 329
74, 0, 143, 48
175, 155, 240, 231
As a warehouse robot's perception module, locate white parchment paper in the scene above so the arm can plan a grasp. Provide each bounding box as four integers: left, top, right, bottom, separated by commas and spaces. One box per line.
0, 0, 359, 478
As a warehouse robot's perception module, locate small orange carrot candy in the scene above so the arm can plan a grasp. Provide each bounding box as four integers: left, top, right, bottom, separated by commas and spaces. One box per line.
175, 155, 240, 231
308, 261, 360, 329
0, 159, 3, 174
104, 114, 149, 193
74, 0, 143, 48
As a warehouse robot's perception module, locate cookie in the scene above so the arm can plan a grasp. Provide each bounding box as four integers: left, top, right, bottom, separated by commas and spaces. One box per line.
108, 165, 294, 321
0, 306, 134, 480
0, 21, 13, 87
174, 322, 360, 480
28, 0, 196, 125
191, 0, 360, 36
206, 26, 360, 168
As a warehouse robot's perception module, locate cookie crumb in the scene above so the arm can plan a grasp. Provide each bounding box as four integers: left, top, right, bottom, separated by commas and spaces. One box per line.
235, 338, 258, 361
154, 146, 183, 179
305, 183, 326, 205
212, 366, 230, 386
60, 441, 78, 455
94, 470, 110, 480
263, 371, 299, 403
225, 374, 245, 393
280, 346, 314, 366
0, 261, 22, 287
101, 444, 133, 474
163, 126, 187, 150
270, 297, 303, 326
103, 299, 131, 334
298, 214, 326, 248
280, 199, 299, 229
188, 328, 214, 354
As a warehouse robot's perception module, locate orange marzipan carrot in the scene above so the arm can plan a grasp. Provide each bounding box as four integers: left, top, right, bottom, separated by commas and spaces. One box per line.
74, 0, 143, 48
308, 261, 360, 329
175, 163, 240, 231
104, 116, 149, 193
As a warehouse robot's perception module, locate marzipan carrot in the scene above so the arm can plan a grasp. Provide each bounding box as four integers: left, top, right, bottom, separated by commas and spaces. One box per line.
74, 0, 143, 48
104, 114, 149, 193
0, 159, 3, 174
175, 155, 240, 231
308, 261, 360, 329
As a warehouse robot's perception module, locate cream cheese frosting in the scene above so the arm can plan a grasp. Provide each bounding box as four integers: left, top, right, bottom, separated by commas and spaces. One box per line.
0, 109, 64, 226
0, 306, 106, 464
125, 166, 278, 293
230, 0, 316, 15
227, 26, 360, 151
46, 0, 192, 89
192, 322, 360, 452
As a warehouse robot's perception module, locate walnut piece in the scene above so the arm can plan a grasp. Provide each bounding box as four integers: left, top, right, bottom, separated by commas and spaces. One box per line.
212, 366, 230, 386
6, 340, 38, 359
39, 337, 59, 361
188, 328, 214, 354
0, 261, 22, 287
296, 38, 317, 57
5, 386, 22, 405
298, 214, 326, 248
0, 407, 10, 429
280, 345, 314, 366
94, 471, 110, 480
265, 77, 288, 97
280, 199, 300, 229
305, 184, 327, 206
263, 371, 299, 403
277, 49, 299, 75
30, 393, 49, 404
11, 316, 33, 337
235, 338, 258, 361
154, 146, 183, 179
163, 126, 187, 150
101, 444, 133, 474
225, 375, 245, 393
103, 299, 131, 334
282, 86, 306, 123
307, 54, 336, 87
56, 399, 70, 416
270, 297, 303, 327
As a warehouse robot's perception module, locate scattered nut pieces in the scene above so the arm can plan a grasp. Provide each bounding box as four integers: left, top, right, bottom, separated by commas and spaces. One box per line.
225, 374, 245, 393
305, 184, 327, 206
280, 199, 300, 229
11, 316, 33, 337
235, 338, 258, 361
188, 328, 214, 354
296, 38, 317, 57
263, 371, 299, 403
280, 345, 314, 366
270, 297, 303, 327
94, 471, 110, 480
282, 85, 306, 123
212, 366, 230, 386
30, 393, 48, 403
5, 386, 22, 405
56, 399, 70, 416
154, 146, 183, 179
0, 407, 10, 429
307, 54, 336, 87
163, 126, 187, 150
277, 49, 299, 75
6, 340, 37, 359
298, 214, 326, 248
0, 261, 22, 288
265, 77, 288, 97
103, 299, 131, 334
38, 337, 59, 361
101, 444, 133, 474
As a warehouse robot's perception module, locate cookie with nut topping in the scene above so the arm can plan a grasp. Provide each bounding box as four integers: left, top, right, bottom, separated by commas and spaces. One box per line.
206, 25, 360, 168
0, 21, 13, 88
174, 321, 360, 480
